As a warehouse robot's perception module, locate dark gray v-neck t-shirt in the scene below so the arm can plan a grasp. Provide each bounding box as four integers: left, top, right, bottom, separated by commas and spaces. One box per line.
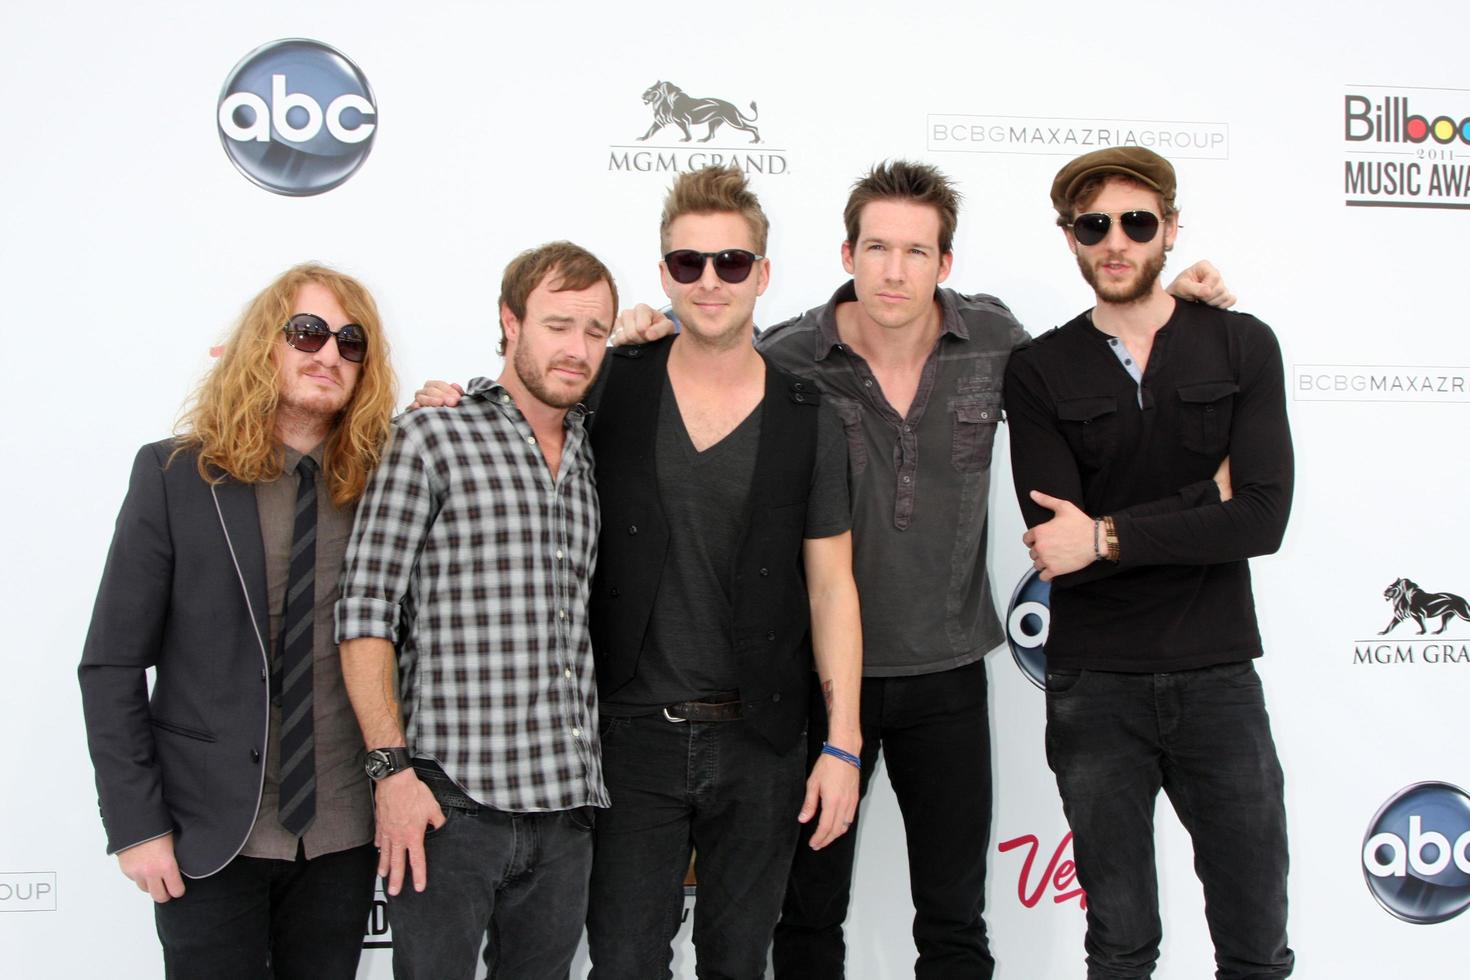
602, 376, 850, 713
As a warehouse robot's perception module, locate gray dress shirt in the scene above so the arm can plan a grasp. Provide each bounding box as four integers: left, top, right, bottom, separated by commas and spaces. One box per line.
757, 283, 1029, 676
241, 443, 373, 860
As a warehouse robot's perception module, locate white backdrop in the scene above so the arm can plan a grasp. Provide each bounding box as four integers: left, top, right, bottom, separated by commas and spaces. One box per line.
2, 1, 1467, 977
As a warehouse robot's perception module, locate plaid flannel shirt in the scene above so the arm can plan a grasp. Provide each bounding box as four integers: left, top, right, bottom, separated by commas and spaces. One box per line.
336, 377, 608, 812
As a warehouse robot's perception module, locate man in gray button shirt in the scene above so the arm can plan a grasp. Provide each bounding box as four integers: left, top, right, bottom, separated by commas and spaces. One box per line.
610, 160, 1234, 979
79, 264, 398, 978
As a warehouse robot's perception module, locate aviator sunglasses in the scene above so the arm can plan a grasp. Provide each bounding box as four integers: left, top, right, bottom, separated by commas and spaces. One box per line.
282, 313, 367, 363
1067, 210, 1162, 247
662, 248, 765, 284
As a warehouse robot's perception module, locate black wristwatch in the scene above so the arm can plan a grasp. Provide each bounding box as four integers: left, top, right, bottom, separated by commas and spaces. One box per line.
364, 747, 413, 781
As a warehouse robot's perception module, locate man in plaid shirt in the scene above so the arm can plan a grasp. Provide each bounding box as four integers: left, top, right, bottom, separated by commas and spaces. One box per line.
337, 241, 618, 980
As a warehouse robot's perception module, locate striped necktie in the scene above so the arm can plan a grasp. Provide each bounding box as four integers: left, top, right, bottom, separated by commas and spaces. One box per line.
277, 454, 318, 836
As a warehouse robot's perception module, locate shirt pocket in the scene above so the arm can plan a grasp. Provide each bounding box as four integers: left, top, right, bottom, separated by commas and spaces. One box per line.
1176, 381, 1238, 457
950, 394, 1002, 473
830, 395, 868, 477
1057, 395, 1119, 469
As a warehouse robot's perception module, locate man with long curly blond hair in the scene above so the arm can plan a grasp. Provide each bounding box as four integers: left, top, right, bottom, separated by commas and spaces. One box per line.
79, 263, 397, 978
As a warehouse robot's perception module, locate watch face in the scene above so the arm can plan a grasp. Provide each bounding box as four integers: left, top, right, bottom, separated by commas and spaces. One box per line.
365, 751, 389, 780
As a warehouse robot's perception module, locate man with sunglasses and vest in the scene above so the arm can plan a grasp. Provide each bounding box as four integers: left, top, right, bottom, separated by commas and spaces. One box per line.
79, 264, 397, 978
1004, 147, 1294, 979
599, 160, 1234, 980
582, 166, 862, 979
338, 242, 618, 979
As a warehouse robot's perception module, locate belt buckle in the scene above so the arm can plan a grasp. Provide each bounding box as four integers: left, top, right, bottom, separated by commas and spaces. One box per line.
661, 707, 688, 724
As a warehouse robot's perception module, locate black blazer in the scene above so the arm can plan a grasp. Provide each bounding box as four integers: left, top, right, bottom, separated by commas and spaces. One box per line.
588, 338, 823, 750
79, 441, 273, 878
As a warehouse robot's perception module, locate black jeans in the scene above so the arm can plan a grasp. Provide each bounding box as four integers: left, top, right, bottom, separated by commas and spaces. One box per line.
1046, 661, 1294, 980
153, 841, 376, 980
773, 657, 994, 980
386, 764, 595, 980
586, 712, 806, 980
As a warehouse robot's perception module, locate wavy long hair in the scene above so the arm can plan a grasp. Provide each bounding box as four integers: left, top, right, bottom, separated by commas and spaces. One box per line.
174, 264, 397, 506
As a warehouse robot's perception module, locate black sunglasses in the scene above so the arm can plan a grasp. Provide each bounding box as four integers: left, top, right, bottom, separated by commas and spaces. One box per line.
1068, 210, 1161, 247
662, 248, 764, 284
282, 313, 367, 363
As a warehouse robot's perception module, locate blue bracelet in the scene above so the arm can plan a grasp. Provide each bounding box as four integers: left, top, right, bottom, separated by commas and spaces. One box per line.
821, 742, 861, 770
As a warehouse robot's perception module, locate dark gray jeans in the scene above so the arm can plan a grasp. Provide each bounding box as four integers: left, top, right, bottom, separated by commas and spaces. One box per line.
1046, 661, 1294, 980
386, 763, 595, 980
586, 712, 806, 980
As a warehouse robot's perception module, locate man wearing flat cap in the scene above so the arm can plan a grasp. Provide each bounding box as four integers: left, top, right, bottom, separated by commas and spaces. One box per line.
1003, 147, 1295, 979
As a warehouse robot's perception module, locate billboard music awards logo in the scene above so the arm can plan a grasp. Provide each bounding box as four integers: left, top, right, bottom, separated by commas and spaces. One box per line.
1343, 85, 1470, 209
217, 38, 377, 196
1363, 782, 1470, 923
607, 81, 788, 175
927, 113, 1228, 159
1007, 568, 1050, 690
1352, 577, 1470, 666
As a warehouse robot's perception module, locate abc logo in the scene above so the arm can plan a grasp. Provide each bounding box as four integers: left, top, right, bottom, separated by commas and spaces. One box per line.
1362, 781, 1470, 924
216, 39, 377, 196
1006, 568, 1049, 690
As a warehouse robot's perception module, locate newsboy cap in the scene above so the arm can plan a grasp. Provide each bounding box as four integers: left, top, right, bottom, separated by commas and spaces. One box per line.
1051, 147, 1177, 216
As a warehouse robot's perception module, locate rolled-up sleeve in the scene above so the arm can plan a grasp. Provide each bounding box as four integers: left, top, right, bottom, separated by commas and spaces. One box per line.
336, 425, 439, 643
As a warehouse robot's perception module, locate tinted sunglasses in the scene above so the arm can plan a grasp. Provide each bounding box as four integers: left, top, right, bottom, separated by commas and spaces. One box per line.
282, 313, 367, 363
662, 248, 764, 284
1068, 210, 1161, 247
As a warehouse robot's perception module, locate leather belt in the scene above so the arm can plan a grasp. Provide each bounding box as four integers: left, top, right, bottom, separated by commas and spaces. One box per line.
662, 694, 743, 723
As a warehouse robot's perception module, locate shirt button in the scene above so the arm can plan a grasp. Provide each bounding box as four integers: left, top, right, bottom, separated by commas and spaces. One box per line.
1109, 338, 1119, 346
501, 394, 511, 403
250, 749, 261, 764
767, 630, 776, 641
564, 667, 573, 679
864, 379, 873, 387
903, 475, 911, 484
759, 567, 769, 577
627, 525, 638, 535
527, 435, 537, 445
903, 424, 911, 432
555, 549, 564, 560
558, 609, 568, 620
572, 727, 583, 738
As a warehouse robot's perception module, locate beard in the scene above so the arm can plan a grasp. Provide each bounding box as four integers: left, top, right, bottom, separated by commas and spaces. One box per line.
1078, 247, 1167, 305
514, 343, 596, 409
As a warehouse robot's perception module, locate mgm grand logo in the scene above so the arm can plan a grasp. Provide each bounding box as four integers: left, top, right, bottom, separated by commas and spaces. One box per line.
1353, 578, 1470, 665
608, 80, 788, 176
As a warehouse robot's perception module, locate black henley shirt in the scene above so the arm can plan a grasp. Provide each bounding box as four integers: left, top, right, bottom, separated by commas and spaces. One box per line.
1003, 299, 1294, 673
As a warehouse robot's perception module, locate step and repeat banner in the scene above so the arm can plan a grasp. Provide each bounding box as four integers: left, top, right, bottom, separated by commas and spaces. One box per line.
1, 2, 1465, 977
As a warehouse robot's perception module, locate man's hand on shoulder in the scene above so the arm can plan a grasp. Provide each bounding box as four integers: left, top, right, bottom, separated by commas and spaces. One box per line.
372, 768, 446, 895
117, 833, 186, 903
611, 304, 675, 346
1166, 260, 1237, 309
407, 381, 464, 411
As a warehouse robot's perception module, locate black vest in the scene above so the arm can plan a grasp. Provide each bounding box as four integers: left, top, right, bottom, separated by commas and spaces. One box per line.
589, 337, 822, 750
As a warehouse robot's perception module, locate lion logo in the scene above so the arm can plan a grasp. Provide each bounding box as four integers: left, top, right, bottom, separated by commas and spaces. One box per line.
638, 81, 761, 144
1379, 578, 1470, 635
